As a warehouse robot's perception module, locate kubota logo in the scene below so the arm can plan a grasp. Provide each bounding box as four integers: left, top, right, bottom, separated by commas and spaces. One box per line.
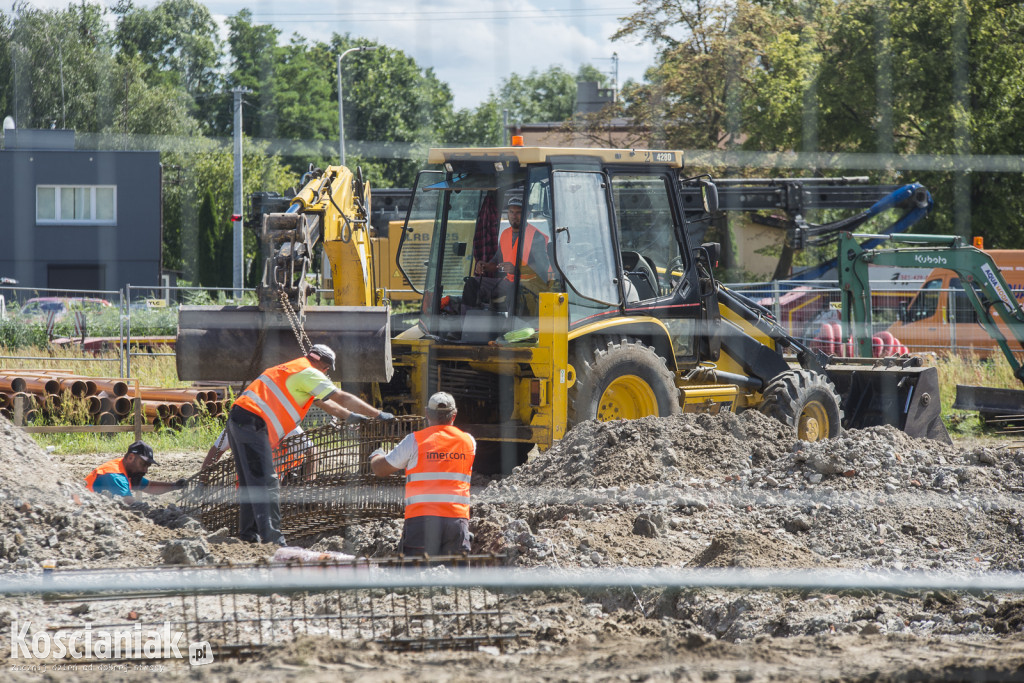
913, 254, 948, 265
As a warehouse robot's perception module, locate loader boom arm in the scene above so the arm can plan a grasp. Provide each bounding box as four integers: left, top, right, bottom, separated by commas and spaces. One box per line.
837, 231, 1024, 383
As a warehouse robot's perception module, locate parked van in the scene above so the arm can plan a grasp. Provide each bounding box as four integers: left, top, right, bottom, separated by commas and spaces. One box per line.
886, 250, 1024, 359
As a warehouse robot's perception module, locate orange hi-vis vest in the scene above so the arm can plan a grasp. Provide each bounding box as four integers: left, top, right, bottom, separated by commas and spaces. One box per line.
498, 224, 549, 282
405, 425, 475, 519
85, 457, 131, 492
233, 357, 317, 448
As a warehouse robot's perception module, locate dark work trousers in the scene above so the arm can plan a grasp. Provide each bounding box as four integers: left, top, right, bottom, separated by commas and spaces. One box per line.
398, 516, 471, 557
226, 405, 286, 546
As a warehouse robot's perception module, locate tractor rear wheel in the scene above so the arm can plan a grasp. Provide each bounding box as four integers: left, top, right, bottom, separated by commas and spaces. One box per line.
568, 337, 680, 427
759, 369, 843, 441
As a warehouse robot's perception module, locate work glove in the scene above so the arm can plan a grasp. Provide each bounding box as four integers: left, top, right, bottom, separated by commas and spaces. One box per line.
174, 478, 187, 490
378, 411, 395, 420
345, 413, 369, 425
368, 447, 385, 461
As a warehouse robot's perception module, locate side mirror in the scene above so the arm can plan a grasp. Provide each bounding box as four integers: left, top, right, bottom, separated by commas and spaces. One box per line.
700, 179, 719, 214
699, 242, 721, 269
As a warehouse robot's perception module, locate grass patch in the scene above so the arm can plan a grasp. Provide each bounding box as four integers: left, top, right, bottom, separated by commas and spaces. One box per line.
930, 352, 1021, 437
31, 417, 225, 456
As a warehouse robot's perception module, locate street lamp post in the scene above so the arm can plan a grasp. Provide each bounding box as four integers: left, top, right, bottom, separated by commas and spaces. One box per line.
338, 46, 378, 167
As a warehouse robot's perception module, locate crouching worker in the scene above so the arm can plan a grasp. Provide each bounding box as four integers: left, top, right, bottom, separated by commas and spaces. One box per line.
370, 392, 475, 557
85, 440, 185, 504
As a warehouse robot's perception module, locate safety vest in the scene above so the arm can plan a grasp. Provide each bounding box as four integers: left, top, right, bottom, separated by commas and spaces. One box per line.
85, 457, 131, 492
234, 357, 317, 448
498, 224, 549, 282
405, 425, 475, 519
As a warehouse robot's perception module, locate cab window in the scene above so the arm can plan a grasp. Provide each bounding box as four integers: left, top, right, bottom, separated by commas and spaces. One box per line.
905, 279, 942, 322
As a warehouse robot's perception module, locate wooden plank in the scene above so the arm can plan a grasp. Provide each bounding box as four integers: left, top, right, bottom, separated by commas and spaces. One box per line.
20, 425, 156, 434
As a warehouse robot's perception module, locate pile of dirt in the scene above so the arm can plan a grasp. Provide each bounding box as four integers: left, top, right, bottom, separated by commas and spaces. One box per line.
0, 417, 274, 570
4, 411, 1024, 680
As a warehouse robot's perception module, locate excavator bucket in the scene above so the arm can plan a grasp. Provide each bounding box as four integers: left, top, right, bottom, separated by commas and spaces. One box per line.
953, 384, 1024, 418
824, 361, 951, 444
176, 305, 392, 383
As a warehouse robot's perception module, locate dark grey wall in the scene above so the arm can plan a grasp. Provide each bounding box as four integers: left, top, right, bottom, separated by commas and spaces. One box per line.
0, 141, 161, 294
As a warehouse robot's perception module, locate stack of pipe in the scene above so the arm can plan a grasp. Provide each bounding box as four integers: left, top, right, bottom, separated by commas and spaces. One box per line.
0, 369, 228, 429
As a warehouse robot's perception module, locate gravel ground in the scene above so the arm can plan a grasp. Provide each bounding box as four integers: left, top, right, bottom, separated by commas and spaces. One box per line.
2, 412, 1024, 681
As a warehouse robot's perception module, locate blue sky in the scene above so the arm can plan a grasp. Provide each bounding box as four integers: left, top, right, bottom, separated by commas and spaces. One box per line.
200, 1, 656, 109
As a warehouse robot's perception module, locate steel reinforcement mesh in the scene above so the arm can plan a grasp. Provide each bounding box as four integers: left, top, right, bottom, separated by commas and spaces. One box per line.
38, 555, 516, 658
179, 416, 425, 541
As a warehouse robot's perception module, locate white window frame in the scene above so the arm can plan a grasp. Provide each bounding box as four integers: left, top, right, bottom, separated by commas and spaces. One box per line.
36, 185, 117, 225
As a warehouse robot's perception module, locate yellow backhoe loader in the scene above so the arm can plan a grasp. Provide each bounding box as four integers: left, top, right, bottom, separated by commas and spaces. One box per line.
177, 147, 949, 473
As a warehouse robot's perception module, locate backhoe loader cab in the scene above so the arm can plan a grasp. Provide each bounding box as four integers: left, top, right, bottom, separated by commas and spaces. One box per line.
397, 148, 702, 341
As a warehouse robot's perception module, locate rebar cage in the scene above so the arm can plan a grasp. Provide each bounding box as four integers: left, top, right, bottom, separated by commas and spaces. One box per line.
180, 416, 424, 542
35, 554, 515, 660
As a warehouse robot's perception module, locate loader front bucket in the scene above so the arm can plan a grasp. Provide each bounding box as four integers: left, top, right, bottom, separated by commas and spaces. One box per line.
176, 305, 393, 383
824, 361, 951, 444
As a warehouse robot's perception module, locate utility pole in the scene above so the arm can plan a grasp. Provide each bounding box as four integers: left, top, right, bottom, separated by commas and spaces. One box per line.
232, 87, 251, 298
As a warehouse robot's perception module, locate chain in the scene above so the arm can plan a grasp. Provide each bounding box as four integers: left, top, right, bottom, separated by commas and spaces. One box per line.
278, 288, 312, 355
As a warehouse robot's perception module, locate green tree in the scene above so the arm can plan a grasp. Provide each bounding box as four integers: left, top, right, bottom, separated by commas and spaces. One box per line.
196, 190, 218, 285
486, 66, 579, 125
162, 136, 296, 279
223, 10, 281, 139
333, 35, 456, 187
0, 2, 119, 132
112, 0, 222, 130
614, 0, 777, 150
742, 0, 1024, 245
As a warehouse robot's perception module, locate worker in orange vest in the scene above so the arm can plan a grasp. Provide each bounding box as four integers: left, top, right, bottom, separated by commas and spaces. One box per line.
85, 440, 185, 503
475, 195, 551, 282
369, 392, 475, 556
229, 343, 393, 546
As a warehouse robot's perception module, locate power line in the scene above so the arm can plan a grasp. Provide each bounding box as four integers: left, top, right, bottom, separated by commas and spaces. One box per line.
236, 7, 633, 24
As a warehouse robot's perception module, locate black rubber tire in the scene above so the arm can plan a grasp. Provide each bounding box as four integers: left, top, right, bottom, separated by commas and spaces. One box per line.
759, 369, 843, 441
568, 337, 680, 426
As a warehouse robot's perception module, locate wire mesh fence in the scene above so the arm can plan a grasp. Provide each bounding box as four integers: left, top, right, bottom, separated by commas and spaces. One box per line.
30, 554, 515, 661
179, 416, 425, 543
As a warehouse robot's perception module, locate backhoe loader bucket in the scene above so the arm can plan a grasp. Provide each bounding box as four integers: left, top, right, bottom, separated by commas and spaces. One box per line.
824, 360, 951, 444
176, 305, 393, 383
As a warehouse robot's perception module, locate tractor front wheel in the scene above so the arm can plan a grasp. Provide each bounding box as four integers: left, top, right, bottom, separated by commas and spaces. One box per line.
759, 369, 843, 441
568, 338, 680, 427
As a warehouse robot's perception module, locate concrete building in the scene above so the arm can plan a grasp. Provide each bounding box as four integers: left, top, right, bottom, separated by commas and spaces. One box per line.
0, 128, 162, 293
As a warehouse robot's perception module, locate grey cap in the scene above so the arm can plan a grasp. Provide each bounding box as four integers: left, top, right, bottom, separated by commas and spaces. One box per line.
427, 391, 456, 412
505, 195, 523, 208
307, 344, 336, 370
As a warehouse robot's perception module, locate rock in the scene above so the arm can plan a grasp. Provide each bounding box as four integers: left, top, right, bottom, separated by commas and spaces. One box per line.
784, 516, 812, 533
160, 539, 211, 566
632, 515, 660, 538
